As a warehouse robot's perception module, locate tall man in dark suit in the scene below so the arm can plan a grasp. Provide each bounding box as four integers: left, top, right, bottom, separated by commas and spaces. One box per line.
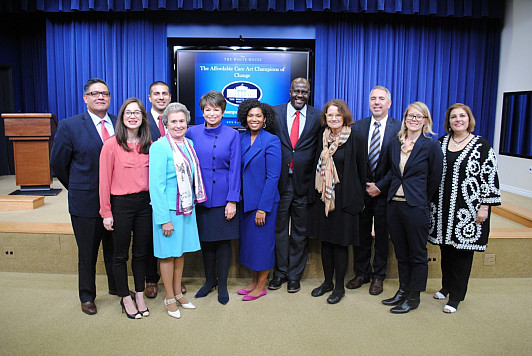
144, 81, 171, 298
269, 78, 322, 293
50, 78, 116, 315
348, 86, 401, 295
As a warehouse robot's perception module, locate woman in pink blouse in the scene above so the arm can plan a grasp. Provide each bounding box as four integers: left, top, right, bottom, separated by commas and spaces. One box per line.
99, 98, 152, 319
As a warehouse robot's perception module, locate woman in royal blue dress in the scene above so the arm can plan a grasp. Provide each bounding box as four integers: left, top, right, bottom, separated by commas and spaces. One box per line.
186, 91, 241, 305
236, 99, 282, 301
149, 103, 206, 319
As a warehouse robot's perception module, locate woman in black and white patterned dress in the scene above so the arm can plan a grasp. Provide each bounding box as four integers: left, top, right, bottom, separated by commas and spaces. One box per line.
429, 103, 501, 314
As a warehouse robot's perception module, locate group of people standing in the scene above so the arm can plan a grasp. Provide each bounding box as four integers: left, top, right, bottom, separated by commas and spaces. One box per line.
50, 77, 500, 320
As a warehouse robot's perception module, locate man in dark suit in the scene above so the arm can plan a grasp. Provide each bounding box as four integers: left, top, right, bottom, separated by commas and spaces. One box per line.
348, 86, 401, 295
269, 78, 322, 293
50, 78, 116, 315
144, 81, 170, 298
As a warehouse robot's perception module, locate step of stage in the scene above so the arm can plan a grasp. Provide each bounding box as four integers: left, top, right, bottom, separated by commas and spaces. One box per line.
492, 202, 532, 228
0, 195, 44, 211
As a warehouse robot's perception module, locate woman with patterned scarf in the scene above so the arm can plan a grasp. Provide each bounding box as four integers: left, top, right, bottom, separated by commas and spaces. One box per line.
307, 99, 367, 304
149, 103, 206, 319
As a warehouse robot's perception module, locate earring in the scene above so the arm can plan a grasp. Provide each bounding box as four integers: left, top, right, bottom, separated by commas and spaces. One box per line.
262, 122, 266, 128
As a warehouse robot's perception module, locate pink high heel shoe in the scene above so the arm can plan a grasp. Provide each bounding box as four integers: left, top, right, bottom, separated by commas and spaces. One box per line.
236, 289, 252, 295
242, 288, 267, 301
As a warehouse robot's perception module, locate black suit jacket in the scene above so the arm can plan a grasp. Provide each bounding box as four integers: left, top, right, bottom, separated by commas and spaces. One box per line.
308, 127, 367, 217
274, 103, 322, 196
148, 112, 162, 141
50, 111, 117, 217
353, 116, 402, 205
377, 134, 443, 207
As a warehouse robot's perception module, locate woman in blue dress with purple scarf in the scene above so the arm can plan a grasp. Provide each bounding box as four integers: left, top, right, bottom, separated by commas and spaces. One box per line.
236, 99, 281, 301
185, 91, 241, 305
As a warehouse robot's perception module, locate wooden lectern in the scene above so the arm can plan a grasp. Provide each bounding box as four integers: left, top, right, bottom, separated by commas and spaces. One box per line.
2, 113, 61, 195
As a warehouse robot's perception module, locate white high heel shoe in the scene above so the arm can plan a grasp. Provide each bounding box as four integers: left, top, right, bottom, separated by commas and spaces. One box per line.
175, 293, 196, 309
164, 297, 181, 318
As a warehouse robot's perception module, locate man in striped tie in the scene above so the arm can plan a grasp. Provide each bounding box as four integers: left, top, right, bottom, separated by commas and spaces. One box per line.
348, 86, 401, 295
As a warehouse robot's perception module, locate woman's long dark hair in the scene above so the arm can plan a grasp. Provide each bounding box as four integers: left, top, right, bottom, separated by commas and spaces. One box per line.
115, 97, 151, 154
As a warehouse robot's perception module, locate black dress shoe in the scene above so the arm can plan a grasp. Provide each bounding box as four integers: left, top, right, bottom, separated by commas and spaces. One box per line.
382, 288, 409, 306
311, 283, 334, 297
287, 280, 301, 293
81, 301, 97, 315
390, 292, 420, 314
346, 275, 370, 289
268, 277, 287, 290
327, 290, 345, 304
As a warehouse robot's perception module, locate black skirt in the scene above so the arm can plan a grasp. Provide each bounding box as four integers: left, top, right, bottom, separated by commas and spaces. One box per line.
196, 205, 239, 242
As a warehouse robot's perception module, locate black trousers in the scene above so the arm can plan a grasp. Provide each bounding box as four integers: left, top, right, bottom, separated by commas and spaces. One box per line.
110, 192, 152, 297
354, 197, 389, 280
440, 245, 474, 307
144, 236, 160, 284
387, 201, 430, 292
274, 175, 309, 281
321, 241, 348, 292
70, 214, 115, 303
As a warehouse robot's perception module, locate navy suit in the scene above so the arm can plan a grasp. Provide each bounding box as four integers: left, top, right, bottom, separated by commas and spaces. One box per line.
145, 111, 162, 285
273, 103, 322, 281
148, 112, 163, 142
378, 134, 443, 292
352, 116, 401, 281
50, 111, 117, 302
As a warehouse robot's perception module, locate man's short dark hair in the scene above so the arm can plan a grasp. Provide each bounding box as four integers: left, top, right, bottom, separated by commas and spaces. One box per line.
84, 78, 109, 94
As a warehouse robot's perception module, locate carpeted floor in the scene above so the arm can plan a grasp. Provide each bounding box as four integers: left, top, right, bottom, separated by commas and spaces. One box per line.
1, 272, 531, 355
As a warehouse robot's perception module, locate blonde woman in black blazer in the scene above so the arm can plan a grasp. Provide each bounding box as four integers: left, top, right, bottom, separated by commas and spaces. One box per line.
376, 101, 443, 314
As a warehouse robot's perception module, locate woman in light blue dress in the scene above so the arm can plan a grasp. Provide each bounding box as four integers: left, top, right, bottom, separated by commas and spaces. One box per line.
149, 103, 206, 319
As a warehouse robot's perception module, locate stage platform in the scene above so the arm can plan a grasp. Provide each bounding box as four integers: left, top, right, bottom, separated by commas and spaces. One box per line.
1, 174, 531, 278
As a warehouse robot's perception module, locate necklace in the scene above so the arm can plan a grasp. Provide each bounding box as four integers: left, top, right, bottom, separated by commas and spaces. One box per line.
451, 132, 470, 147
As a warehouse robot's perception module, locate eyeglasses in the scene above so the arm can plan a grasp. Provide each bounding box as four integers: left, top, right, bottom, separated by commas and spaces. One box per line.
124, 110, 142, 117
326, 114, 342, 119
86, 91, 111, 97
406, 113, 426, 122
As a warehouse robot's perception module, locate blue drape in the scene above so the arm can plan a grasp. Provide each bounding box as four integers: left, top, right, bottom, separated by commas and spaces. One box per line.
501, 93, 532, 158
46, 15, 167, 120
3, 0, 505, 18
314, 14, 501, 143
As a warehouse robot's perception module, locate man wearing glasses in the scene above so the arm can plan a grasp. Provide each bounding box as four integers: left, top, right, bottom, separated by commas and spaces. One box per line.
51, 78, 116, 315
348, 86, 401, 296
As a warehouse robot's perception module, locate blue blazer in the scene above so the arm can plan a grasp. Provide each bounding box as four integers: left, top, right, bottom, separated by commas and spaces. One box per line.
274, 103, 322, 196
50, 111, 117, 217
240, 130, 282, 213
148, 112, 162, 142
377, 134, 443, 207
149, 137, 197, 225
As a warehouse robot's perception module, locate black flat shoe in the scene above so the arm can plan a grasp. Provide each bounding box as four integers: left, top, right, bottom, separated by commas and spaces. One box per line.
327, 290, 345, 304
311, 283, 334, 297
382, 288, 409, 306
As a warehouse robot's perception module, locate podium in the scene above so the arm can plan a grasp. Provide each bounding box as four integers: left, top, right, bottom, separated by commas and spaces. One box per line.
2, 113, 62, 196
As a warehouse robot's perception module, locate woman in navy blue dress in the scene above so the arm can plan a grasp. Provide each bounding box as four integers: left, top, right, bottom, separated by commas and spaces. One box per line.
237, 99, 282, 301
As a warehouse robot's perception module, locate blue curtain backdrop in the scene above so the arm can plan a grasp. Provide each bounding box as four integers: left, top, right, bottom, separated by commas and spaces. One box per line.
46, 15, 167, 120
2, 0, 504, 18
314, 14, 501, 142
501, 93, 532, 158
